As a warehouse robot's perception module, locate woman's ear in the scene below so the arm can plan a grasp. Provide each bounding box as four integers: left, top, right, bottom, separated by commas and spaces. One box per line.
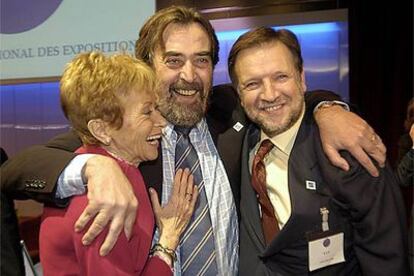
87, 119, 111, 145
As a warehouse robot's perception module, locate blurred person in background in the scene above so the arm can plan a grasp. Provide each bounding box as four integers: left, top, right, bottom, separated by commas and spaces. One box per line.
396, 97, 414, 273
397, 97, 414, 184
1, 147, 25, 276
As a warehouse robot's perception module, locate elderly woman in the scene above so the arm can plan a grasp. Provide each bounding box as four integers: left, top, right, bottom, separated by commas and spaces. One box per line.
39, 52, 198, 275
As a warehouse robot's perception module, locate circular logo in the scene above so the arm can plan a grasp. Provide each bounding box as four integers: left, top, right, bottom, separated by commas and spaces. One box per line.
1, 0, 63, 34
323, 238, 331, 247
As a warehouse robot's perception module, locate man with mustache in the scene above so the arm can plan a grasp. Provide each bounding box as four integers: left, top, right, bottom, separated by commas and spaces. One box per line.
229, 27, 408, 275
1, 6, 386, 275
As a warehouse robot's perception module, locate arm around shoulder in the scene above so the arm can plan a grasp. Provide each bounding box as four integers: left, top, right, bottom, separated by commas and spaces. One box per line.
304, 90, 342, 114
317, 147, 409, 275
1, 131, 81, 203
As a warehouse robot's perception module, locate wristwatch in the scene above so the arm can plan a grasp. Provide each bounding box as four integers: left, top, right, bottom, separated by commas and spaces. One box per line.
313, 100, 350, 114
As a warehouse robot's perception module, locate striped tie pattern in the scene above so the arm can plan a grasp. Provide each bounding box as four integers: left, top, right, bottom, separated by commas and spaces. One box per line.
174, 126, 218, 276
251, 139, 279, 244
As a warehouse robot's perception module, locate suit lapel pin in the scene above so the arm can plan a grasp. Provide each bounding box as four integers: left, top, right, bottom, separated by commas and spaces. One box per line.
306, 180, 316, 190
233, 122, 244, 132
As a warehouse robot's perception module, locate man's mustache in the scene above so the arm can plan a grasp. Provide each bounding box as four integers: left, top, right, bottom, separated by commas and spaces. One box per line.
170, 80, 203, 91
258, 99, 286, 109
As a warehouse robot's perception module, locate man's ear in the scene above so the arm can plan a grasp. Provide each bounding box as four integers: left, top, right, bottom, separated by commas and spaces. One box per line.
300, 70, 307, 92
87, 119, 111, 145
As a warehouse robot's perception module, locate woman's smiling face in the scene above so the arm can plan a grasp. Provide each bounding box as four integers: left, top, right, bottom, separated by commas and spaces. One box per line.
106, 87, 165, 165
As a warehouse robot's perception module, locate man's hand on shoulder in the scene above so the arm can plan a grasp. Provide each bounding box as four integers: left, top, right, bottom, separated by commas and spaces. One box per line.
75, 155, 138, 256
315, 105, 386, 177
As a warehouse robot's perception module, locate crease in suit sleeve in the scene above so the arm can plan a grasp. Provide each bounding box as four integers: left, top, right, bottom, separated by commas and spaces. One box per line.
317, 147, 409, 275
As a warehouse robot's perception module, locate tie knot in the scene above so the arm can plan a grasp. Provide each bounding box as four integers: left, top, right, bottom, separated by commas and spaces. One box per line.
256, 139, 274, 161
174, 126, 192, 137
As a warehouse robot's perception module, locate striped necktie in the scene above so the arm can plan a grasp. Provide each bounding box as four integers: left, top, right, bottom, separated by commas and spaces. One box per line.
251, 139, 279, 244
174, 126, 218, 275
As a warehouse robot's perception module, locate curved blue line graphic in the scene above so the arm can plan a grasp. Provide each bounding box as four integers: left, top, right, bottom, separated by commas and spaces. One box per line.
1, 0, 63, 34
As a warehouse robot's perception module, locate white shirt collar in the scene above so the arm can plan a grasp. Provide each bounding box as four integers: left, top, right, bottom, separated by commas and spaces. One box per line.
164, 118, 207, 143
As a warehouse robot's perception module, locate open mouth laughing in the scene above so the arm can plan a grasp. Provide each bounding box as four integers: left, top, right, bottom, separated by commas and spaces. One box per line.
170, 80, 203, 98
259, 101, 286, 113
146, 133, 162, 145
173, 88, 198, 96
262, 104, 284, 112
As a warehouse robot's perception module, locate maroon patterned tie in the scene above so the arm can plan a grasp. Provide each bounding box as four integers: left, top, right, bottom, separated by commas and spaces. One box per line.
251, 139, 280, 244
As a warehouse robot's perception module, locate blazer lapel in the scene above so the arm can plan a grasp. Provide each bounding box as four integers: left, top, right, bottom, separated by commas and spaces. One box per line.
240, 125, 267, 250
262, 114, 320, 257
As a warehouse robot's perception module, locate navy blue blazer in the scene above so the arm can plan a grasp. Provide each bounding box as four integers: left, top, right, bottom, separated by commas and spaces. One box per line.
239, 103, 409, 275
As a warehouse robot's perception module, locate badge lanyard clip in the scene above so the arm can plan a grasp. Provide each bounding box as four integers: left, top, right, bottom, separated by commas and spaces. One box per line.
320, 207, 329, 232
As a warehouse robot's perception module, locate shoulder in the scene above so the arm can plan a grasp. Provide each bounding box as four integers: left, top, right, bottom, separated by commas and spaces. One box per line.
46, 130, 82, 151
314, 132, 396, 208
206, 84, 249, 140
64, 195, 89, 220
40, 204, 80, 246
207, 84, 247, 125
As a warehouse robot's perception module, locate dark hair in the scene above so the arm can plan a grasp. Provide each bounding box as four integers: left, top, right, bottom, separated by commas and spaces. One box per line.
228, 27, 303, 86
135, 6, 219, 67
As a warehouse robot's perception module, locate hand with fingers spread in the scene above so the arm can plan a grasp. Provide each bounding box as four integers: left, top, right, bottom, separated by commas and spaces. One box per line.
149, 168, 199, 263
75, 155, 138, 256
315, 105, 386, 177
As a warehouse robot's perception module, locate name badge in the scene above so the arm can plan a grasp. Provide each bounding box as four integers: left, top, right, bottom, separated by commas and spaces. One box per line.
308, 232, 345, 271
307, 207, 345, 271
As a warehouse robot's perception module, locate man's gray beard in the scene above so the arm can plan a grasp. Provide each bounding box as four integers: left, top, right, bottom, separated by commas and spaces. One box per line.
158, 97, 207, 127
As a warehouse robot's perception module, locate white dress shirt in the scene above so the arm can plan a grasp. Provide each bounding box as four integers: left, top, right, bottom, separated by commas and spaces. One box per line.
249, 109, 304, 229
